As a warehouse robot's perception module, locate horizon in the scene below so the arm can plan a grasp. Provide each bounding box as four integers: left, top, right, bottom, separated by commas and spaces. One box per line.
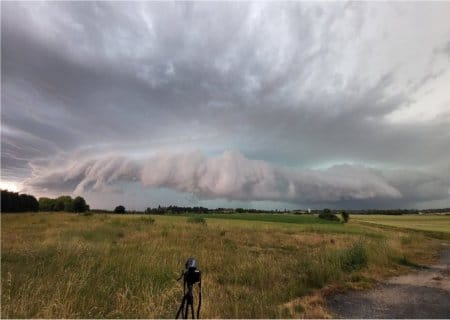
2, 188, 449, 213
2, 2, 450, 211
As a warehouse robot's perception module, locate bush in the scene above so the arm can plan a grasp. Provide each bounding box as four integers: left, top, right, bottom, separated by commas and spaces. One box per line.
318, 209, 339, 221
301, 251, 342, 288
341, 242, 368, 272
341, 211, 349, 223
114, 205, 126, 214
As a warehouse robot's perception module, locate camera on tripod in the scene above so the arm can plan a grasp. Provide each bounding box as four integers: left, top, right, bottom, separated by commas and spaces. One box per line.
183, 258, 201, 286
176, 257, 202, 319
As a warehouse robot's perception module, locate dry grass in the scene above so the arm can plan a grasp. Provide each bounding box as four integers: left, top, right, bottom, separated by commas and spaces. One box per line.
352, 214, 450, 240
1, 213, 445, 318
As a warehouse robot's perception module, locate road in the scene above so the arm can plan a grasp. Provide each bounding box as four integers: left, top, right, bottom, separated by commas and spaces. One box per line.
326, 246, 450, 318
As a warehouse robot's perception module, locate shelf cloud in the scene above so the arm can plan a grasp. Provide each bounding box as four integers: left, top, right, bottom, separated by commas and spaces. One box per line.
23, 151, 448, 207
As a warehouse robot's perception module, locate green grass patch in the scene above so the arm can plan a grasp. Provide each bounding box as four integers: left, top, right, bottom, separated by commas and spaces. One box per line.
139, 216, 155, 224
198, 213, 339, 225
186, 217, 206, 224
340, 242, 368, 272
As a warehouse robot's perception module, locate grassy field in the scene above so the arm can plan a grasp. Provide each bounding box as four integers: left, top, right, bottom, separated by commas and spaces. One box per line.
352, 214, 450, 240
1, 212, 449, 318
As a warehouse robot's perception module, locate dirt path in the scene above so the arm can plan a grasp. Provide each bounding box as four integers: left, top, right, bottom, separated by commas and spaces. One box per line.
326, 246, 450, 319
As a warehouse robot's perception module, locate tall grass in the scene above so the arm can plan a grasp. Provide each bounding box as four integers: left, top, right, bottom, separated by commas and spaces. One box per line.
1, 213, 443, 318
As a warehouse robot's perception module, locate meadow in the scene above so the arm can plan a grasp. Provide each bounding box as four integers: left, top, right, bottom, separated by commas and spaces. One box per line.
1, 212, 449, 318
352, 214, 450, 239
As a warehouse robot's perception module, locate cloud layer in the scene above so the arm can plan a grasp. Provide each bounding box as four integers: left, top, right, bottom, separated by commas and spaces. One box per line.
24, 151, 448, 207
2, 2, 450, 208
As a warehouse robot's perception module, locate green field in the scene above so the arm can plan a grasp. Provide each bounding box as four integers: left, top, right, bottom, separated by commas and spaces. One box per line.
1, 213, 448, 318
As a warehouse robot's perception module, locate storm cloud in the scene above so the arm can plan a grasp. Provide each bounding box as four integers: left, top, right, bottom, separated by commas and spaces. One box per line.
23, 150, 448, 208
2, 2, 450, 209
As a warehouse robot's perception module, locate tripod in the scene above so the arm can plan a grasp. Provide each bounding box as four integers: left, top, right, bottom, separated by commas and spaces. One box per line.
175, 276, 202, 319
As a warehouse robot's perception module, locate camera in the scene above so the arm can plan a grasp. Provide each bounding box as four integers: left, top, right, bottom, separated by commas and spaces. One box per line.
183, 258, 201, 285
185, 257, 198, 271
176, 257, 202, 319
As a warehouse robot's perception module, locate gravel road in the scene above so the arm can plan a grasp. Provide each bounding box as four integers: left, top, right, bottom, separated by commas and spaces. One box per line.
326, 246, 450, 319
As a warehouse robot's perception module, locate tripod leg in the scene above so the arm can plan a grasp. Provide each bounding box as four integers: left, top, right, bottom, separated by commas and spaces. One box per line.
176, 295, 187, 319
196, 282, 201, 319
183, 299, 189, 319
185, 290, 194, 319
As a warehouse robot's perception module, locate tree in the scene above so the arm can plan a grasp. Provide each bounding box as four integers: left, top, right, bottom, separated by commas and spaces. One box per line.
114, 205, 126, 214
19, 194, 39, 212
56, 196, 73, 212
39, 197, 55, 211
318, 208, 339, 221
341, 211, 349, 223
72, 196, 88, 213
1, 190, 38, 212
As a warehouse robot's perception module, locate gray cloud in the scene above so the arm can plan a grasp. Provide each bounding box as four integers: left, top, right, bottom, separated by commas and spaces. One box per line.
2, 2, 450, 208
23, 150, 448, 207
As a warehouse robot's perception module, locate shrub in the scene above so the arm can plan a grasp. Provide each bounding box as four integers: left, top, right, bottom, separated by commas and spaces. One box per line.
341, 211, 349, 223
341, 242, 368, 272
301, 251, 342, 288
114, 205, 126, 214
318, 209, 339, 221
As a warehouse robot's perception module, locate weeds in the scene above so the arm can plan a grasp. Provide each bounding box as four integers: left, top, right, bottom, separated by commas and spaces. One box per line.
301, 250, 342, 289
397, 256, 425, 269
401, 236, 413, 245
139, 217, 155, 225
341, 242, 368, 272
186, 217, 206, 224
3, 272, 12, 318
1, 212, 445, 318
294, 303, 305, 313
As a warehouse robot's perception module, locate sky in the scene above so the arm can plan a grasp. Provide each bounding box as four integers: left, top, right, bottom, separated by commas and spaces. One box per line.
1, 1, 450, 210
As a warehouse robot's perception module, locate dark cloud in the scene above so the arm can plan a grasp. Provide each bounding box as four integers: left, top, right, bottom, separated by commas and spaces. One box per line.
2, 2, 450, 208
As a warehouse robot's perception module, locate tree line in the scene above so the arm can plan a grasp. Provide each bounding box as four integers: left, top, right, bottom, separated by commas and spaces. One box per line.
2, 188, 448, 215
1, 190, 39, 212
39, 195, 89, 213
143, 206, 300, 215
1, 189, 89, 213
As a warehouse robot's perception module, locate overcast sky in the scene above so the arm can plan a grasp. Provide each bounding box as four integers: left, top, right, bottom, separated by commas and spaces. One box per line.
1, 1, 450, 210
